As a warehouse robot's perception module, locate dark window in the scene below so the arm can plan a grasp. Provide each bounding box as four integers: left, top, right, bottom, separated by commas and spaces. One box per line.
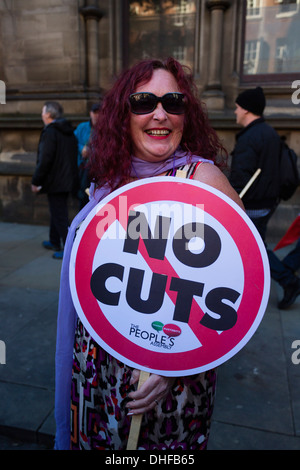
128, 0, 196, 70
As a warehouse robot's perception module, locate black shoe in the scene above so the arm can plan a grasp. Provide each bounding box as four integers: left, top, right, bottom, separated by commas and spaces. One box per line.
278, 277, 300, 309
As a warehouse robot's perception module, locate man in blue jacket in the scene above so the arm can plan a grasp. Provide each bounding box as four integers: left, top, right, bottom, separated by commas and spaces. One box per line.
230, 87, 300, 309
31, 101, 78, 259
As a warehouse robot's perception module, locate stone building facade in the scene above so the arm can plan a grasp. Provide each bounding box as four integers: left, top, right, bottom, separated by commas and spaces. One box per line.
0, 0, 299, 239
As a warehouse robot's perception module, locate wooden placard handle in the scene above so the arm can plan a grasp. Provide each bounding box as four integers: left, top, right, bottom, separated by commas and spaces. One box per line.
126, 370, 150, 450
239, 168, 261, 199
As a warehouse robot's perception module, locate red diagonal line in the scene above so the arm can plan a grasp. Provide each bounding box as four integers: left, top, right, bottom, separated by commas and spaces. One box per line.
131, 234, 219, 347
113, 202, 219, 347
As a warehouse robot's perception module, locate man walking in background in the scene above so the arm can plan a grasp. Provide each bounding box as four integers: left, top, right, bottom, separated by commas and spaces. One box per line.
31, 101, 78, 260
229, 87, 300, 309
229, 86, 280, 240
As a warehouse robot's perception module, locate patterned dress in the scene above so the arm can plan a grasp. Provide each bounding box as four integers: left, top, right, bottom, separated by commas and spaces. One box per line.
70, 162, 217, 450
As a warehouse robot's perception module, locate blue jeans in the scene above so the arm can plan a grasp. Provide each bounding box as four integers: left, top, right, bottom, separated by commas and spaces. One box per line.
247, 208, 299, 288
267, 246, 299, 287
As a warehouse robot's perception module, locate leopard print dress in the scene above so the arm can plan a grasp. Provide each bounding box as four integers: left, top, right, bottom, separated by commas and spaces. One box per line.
71, 320, 216, 450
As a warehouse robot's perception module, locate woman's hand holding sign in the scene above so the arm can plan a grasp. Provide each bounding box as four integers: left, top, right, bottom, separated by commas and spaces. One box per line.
126, 369, 175, 415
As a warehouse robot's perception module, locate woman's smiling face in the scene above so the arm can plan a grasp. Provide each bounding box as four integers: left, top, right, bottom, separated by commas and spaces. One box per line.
129, 69, 185, 163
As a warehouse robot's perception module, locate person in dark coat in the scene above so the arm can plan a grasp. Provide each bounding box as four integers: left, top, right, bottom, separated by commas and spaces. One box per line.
31, 101, 78, 259
229, 87, 300, 309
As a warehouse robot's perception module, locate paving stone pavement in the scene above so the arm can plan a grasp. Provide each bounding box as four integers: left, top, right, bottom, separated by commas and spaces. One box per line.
0, 221, 299, 450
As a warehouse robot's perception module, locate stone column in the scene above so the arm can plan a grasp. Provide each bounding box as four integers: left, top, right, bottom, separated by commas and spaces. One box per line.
79, 4, 103, 90
203, 0, 231, 110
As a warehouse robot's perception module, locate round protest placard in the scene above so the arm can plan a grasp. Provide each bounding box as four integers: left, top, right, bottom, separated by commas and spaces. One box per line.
69, 177, 270, 376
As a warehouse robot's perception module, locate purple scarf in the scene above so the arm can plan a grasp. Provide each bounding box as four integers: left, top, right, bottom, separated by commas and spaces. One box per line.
54, 150, 212, 449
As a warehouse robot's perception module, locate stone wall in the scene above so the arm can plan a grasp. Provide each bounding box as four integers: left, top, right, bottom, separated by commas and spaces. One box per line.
0, 1, 104, 228
0, 152, 79, 226
0, 1, 85, 107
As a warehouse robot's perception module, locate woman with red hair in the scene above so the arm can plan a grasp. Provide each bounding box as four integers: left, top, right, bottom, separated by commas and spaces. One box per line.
55, 57, 243, 450
89, 58, 227, 191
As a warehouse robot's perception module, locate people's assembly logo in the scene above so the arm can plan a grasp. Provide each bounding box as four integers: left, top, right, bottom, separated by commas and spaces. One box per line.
129, 321, 181, 351
70, 177, 270, 376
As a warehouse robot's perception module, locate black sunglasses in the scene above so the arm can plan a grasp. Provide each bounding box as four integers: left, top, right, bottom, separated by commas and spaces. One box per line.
129, 92, 185, 115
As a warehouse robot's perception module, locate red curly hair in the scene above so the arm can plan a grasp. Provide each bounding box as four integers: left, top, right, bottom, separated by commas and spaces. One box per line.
89, 57, 227, 190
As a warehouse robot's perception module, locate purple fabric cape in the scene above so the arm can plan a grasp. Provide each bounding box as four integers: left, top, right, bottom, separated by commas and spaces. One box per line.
54, 150, 213, 449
